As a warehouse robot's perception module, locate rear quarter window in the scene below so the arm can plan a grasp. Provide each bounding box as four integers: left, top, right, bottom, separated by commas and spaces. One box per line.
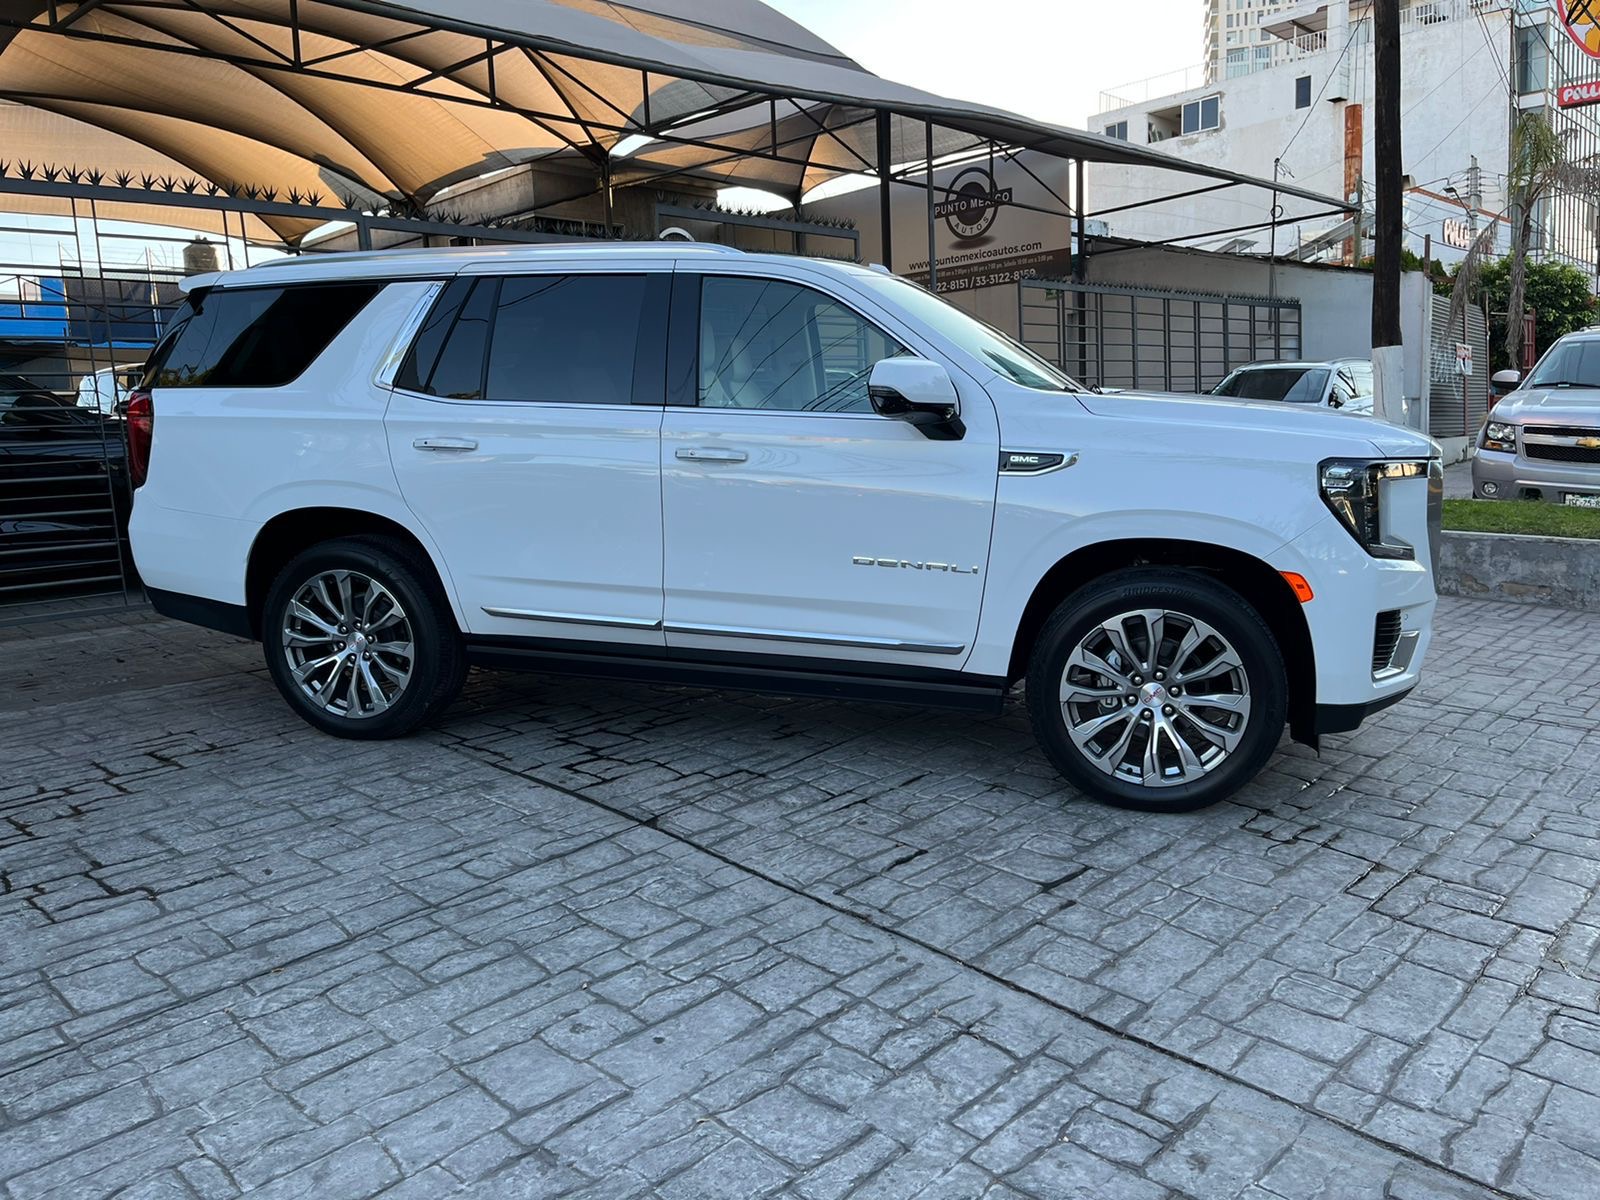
148, 282, 382, 388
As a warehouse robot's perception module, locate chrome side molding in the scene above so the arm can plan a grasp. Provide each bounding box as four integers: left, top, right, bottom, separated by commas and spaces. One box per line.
665, 621, 965, 655
481, 607, 662, 630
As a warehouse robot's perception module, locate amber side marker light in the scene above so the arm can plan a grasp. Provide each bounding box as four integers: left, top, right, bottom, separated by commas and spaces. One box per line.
1281, 572, 1315, 603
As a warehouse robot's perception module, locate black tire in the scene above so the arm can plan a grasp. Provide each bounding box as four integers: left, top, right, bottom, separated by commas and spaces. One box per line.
1026, 567, 1287, 812
261, 535, 466, 739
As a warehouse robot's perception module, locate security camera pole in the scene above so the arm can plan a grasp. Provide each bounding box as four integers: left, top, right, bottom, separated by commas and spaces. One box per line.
1371, 0, 1403, 423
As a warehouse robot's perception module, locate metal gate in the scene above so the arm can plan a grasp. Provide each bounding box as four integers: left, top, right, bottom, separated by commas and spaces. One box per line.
1018, 279, 1303, 393
0, 263, 180, 612
0, 198, 582, 617
1426, 294, 1490, 441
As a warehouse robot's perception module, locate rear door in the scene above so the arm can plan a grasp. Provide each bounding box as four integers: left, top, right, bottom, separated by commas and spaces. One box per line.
384, 261, 670, 645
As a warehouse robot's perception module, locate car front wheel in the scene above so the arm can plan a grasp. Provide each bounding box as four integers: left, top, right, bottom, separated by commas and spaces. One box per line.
1027, 568, 1288, 812
261, 536, 465, 739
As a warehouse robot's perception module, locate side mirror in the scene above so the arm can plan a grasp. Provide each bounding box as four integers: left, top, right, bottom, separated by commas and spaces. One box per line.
1327, 391, 1344, 409
868, 357, 965, 441
1491, 369, 1521, 390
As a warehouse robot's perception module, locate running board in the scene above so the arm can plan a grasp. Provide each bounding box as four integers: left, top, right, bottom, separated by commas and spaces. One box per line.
462, 637, 1008, 713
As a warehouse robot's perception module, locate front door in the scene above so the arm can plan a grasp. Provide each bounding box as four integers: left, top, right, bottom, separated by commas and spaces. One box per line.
385, 265, 670, 645
660, 271, 998, 669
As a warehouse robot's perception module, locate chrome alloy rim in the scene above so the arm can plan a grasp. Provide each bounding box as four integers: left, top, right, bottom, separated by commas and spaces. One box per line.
281, 570, 414, 718
1059, 608, 1252, 789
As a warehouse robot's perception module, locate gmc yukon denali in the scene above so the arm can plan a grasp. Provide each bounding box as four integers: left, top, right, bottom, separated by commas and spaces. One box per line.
128, 244, 1442, 811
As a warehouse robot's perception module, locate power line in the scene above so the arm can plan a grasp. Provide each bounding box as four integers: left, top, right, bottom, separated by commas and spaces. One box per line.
1282, 22, 1491, 186
1279, 19, 1367, 162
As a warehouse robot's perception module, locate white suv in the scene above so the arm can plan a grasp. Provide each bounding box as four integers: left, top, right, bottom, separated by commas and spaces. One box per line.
128, 244, 1441, 811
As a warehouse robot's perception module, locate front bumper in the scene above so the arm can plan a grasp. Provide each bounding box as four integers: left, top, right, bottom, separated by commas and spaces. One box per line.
1313, 686, 1415, 735
1472, 448, 1600, 502
1273, 507, 1435, 715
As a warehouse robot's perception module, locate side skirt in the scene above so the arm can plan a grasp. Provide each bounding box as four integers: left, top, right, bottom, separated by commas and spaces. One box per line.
463, 636, 1009, 714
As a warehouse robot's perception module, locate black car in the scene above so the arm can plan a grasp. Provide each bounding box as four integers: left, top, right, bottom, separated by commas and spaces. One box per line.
0, 372, 134, 599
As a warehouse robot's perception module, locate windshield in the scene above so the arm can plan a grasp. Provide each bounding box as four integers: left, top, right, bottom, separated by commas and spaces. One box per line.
1211, 366, 1329, 403
863, 275, 1082, 392
1527, 338, 1600, 389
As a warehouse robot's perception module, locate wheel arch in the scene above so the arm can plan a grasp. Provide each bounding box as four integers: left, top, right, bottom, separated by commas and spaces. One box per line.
245, 507, 459, 638
1007, 538, 1317, 742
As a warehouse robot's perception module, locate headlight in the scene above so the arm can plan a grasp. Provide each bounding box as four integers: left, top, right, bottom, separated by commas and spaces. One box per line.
1319, 459, 1426, 560
1482, 421, 1517, 453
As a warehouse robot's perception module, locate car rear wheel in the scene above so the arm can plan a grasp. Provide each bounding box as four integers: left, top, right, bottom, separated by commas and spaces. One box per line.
1027, 568, 1287, 812
262, 536, 465, 738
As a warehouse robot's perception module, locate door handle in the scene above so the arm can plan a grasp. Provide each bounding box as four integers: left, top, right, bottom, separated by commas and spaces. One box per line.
413, 437, 477, 452
675, 446, 748, 463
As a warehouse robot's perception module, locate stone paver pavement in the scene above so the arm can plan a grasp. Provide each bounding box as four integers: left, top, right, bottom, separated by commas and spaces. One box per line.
2, 595, 1597, 1199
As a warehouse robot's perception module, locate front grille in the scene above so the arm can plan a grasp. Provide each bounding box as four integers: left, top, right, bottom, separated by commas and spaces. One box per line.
1373, 611, 1404, 675
1523, 424, 1600, 437
1523, 442, 1600, 464
1522, 425, 1600, 465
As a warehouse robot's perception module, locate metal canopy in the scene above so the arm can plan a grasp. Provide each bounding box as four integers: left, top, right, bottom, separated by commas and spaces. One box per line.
0, 0, 1350, 247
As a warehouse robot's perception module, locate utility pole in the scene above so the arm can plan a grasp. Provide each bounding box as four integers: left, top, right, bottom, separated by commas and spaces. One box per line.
1371, 0, 1404, 425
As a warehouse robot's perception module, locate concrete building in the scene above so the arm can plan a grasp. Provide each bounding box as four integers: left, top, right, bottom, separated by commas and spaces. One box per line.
1206, 0, 1302, 83
1092, 0, 1600, 277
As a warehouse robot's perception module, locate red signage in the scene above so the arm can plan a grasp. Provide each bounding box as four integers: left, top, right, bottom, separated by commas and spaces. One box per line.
1559, 80, 1600, 108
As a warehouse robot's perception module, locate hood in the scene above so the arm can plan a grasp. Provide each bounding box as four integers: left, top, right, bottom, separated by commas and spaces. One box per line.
1493, 387, 1600, 426
1077, 389, 1439, 459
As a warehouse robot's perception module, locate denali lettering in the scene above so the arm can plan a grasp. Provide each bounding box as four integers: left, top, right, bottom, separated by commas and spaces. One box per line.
852, 556, 979, 574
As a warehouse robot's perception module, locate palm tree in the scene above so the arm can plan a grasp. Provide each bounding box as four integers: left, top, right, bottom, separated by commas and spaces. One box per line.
1501, 110, 1565, 369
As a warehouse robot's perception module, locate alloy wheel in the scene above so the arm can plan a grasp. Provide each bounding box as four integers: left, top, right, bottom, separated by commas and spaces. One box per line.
280, 569, 414, 718
1059, 607, 1252, 789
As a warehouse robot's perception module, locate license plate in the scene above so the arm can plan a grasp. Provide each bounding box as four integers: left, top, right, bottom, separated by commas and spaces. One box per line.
1565, 493, 1600, 509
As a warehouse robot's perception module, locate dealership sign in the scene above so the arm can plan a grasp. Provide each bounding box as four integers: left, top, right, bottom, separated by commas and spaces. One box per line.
1559, 80, 1600, 107
1557, 0, 1600, 59
932, 168, 1014, 241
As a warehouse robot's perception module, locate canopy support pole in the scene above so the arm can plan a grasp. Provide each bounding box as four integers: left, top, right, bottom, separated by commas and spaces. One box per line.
877, 109, 892, 269
1074, 158, 1087, 284
925, 120, 937, 291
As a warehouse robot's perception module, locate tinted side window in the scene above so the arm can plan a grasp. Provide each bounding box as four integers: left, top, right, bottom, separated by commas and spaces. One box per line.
697, 277, 902, 412
395, 277, 472, 393
151, 283, 380, 388
485, 274, 648, 404
139, 300, 195, 389
425, 278, 498, 401
1347, 362, 1374, 397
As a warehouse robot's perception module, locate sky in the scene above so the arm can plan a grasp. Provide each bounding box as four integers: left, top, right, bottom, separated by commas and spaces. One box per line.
763, 0, 1200, 130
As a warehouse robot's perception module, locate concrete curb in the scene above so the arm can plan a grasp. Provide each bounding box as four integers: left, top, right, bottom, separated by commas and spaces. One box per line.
1437, 530, 1600, 610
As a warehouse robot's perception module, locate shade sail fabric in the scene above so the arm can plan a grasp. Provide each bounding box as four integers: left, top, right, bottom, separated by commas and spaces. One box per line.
0, 0, 1347, 247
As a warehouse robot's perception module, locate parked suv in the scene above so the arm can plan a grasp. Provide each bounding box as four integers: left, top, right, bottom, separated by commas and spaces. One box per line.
1472, 328, 1600, 506
129, 245, 1441, 811
1209, 359, 1375, 415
